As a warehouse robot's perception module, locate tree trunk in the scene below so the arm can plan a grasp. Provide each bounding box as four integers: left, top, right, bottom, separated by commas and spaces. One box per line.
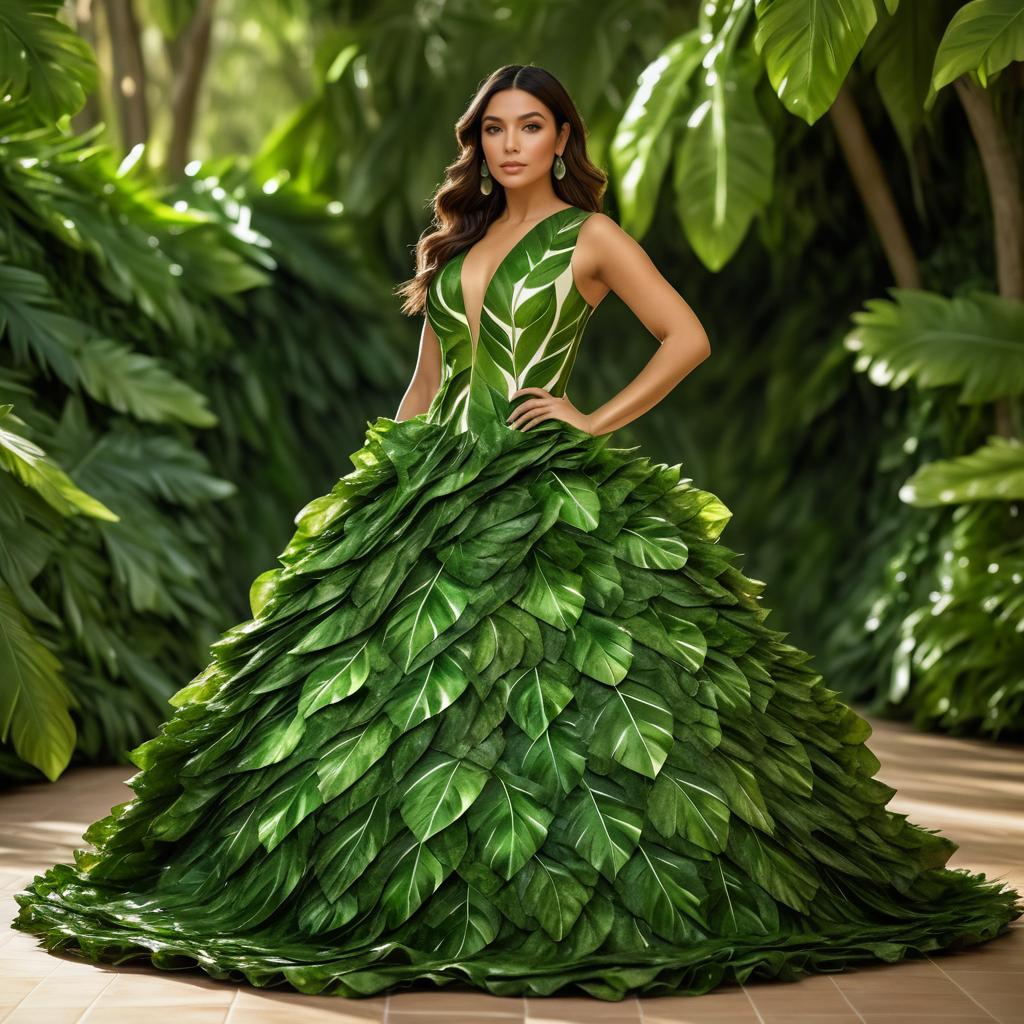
103, 0, 150, 152
71, 0, 102, 135
954, 74, 1022, 439
165, 0, 218, 180
828, 81, 921, 290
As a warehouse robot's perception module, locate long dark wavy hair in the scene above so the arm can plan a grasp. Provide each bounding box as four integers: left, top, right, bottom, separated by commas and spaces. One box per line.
395, 64, 607, 317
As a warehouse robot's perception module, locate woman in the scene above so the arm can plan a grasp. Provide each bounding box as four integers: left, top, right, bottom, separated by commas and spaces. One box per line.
13, 63, 1021, 1002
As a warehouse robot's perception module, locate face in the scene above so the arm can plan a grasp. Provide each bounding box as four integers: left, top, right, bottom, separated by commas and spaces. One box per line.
479, 88, 569, 190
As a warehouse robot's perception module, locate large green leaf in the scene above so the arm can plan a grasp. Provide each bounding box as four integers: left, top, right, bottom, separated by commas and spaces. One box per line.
503, 660, 576, 741
316, 716, 398, 801
753, 0, 878, 123
845, 290, 1024, 403
466, 767, 553, 880
76, 338, 218, 427
0, 404, 118, 521
519, 849, 594, 941
900, 436, 1024, 506
383, 564, 472, 671
648, 765, 731, 853
0, 0, 97, 124
618, 841, 709, 942
590, 680, 674, 779
548, 470, 601, 532
674, 54, 774, 271
0, 581, 75, 781
615, 514, 689, 569
611, 30, 705, 239
381, 831, 448, 928
384, 650, 472, 732
421, 878, 502, 958
565, 610, 633, 685
400, 750, 489, 841
929, 0, 1024, 106
562, 774, 643, 882
513, 552, 584, 629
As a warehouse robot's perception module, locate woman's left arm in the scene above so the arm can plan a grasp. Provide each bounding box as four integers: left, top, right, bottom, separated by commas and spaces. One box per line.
508, 213, 711, 435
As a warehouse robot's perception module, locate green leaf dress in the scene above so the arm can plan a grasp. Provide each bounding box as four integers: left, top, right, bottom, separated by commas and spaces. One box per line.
12, 206, 1022, 1000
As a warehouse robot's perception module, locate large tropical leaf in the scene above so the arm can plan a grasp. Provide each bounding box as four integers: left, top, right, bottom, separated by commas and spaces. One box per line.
0, 581, 75, 781
0, 404, 118, 521
674, 53, 774, 271
400, 750, 490, 841
753, 0, 878, 124
0, 0, 97, 124
845, 290, 1024, 403
610, 30, 705, 239
900, 436, 1024, 506
928, 0, 1024, 106
590, 680, 674, 779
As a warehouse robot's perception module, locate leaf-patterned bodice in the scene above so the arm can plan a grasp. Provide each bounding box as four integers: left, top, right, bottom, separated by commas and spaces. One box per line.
424, 206, 596, 433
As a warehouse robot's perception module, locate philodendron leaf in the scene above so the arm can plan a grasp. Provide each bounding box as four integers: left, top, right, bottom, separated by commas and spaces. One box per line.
0, 404, 118, 521
400, 750, 490, 841
844, 290, 1024, 403
0, 582, 75, 781
611, 29, 705, 239
900, 436, 1024, 506
753, 0, 878, 124
927, 0, 1024, 109
590, 680, 674, 779
674, 53, 773, 271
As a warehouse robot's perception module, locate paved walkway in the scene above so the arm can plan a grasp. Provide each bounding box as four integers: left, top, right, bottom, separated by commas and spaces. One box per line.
1, 714, 1021, 1023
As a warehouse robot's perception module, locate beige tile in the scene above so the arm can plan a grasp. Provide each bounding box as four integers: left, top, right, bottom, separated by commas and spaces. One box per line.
943, 971, 1024, 997
844, 988, 991, 1016
1, 1008, 85, 1024
859, 1017, 994, 1024
963, 992, 1024, 1020
931, 939, 1024, 972
639, 987, 758, 1021
391, 1016, 524, 1024
388, 987, 524, 1014
525, 994, 640, 1019
99, 970, 237, 1006
759, 1016, 861, 1024
228, 1003, 386, 1023
744, 975, 853, 1013
19, 972, 114, 1006
525, 1015, 638, 1024
86, 1005, 229, 1024
231, 988, 387, 1021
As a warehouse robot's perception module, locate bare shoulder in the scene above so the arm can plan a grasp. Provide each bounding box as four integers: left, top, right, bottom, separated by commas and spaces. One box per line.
573, 212, 625, 308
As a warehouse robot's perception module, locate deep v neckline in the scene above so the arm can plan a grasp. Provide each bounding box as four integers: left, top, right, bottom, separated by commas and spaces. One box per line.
458, 205, 576, 357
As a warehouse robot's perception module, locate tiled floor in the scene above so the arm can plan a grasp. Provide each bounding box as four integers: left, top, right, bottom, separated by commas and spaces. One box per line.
1, 714, 1021, 1023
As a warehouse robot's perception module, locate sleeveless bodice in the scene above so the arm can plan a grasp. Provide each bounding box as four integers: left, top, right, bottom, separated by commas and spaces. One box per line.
424, 206, 596, 434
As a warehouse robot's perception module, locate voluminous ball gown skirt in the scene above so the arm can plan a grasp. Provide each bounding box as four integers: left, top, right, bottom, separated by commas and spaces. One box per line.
12, 206, 1023, 1000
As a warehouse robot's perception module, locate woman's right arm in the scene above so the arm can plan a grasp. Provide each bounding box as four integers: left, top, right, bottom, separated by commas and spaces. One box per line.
395, 315, 442, 420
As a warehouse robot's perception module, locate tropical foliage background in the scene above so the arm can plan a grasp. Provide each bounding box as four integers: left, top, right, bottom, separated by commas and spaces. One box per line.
1, 0, 1021, 784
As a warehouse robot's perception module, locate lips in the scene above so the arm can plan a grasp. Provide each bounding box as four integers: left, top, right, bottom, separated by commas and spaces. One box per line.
501, 162, 524, 169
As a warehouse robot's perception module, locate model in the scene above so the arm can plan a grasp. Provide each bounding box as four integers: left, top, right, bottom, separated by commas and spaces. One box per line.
13, 63, 1021, 1002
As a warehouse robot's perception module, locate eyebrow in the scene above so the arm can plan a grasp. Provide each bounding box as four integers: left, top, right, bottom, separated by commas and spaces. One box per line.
482, 111, 547, 123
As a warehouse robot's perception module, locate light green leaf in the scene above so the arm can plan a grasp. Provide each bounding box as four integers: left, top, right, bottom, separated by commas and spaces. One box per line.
618, 841, 709, 941
566, 610, 633, 685
616, 514, 689, 569
400, 750, 490, 841
611, 30, 705, 238
548, 471, 601, 532
0, 404, 118, 521
844, 290, 1024, 403
563, 775, 643, 882
503, 660, 576, 740
384, 650, 472, 732
900, 436, 1024, 506
0, 581, 75, 781
513, 552, 585, 629
467, 768, 553, 880
383, 563, 471, 670
591, 680, 674, 779
648, 766, 731, 853
929, 0, 1024, 106
753, 0, 878, 124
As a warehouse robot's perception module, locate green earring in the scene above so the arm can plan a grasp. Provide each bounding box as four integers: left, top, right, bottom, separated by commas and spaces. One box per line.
553, 153, 566, 180
480, 158, 493, 195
